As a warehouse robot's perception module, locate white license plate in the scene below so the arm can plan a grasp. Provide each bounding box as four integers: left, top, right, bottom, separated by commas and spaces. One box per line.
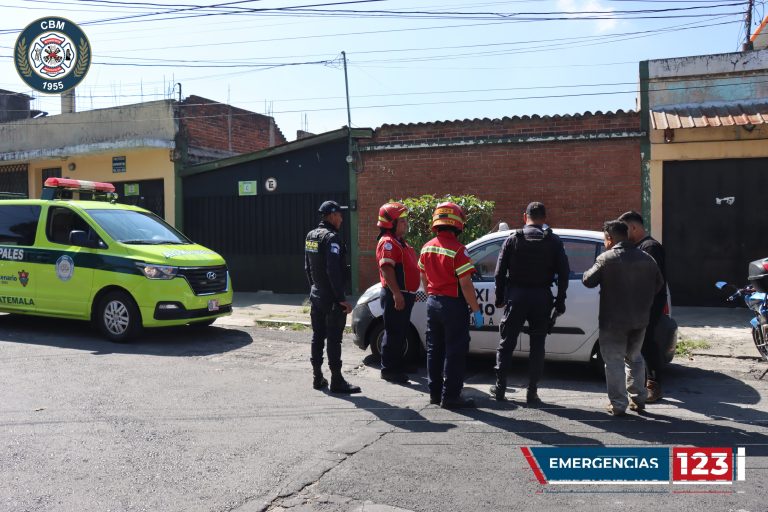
207, 299, 219, 312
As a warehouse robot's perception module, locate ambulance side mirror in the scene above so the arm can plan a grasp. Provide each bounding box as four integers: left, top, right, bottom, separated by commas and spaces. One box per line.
69, 230, 99, 249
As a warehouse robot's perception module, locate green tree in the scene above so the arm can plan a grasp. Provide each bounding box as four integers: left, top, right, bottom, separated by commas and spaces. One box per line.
397, 194, 496, 251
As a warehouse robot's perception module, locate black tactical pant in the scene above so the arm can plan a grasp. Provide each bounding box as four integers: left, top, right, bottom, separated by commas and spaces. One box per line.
310, 296, 346, 370
494, 287, 552, 389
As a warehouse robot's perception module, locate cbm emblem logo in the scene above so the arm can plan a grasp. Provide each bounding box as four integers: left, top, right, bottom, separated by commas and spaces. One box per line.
15, 17, 91, 94
18, 270, 29, 288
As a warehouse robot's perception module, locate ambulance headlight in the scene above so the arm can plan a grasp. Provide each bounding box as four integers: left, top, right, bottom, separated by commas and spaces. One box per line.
137, 263, 178, 280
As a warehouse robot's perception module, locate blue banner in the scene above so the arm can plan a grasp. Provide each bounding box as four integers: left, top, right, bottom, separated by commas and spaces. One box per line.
528, 447, 670, 483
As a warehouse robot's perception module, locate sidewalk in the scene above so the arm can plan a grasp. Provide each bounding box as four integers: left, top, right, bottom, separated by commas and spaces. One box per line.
216, 292, 766, 360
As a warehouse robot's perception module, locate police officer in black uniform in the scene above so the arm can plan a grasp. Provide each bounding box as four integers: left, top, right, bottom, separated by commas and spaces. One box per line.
304, 200, 361, 394
490, 202, 570, 405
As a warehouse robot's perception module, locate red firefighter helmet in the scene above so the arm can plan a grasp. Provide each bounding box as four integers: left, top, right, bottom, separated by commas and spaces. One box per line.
431, 202, 466, 231
377, 202, 408, 229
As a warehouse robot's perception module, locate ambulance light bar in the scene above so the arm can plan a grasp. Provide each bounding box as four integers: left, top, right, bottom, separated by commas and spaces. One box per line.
44, 178, 116, 193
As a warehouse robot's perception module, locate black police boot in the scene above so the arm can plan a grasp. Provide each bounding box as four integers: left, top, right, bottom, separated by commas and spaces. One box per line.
330, 369, 361, 394
381, 370, 409, 384
526, 386, 543, 407
312, 366, 328, 390
440, 395, 476, 409
489, 370, 507, 401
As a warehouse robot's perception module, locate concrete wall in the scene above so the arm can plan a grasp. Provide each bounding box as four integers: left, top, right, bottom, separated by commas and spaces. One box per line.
356, 111, 643, 288
644, 49, 768, 240
0, 100, 177, 158
28, 148, 176, 224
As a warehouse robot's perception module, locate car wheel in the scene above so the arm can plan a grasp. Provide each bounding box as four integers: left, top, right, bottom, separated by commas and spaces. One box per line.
96, 290, 142, 343
368, 321, 420, 362
590, 341, 605, 378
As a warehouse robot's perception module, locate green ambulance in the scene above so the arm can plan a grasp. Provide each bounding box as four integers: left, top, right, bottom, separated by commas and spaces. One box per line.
0, 178, 233, 341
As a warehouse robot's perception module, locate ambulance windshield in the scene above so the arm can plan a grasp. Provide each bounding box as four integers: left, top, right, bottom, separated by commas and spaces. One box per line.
86, 209, 191, 245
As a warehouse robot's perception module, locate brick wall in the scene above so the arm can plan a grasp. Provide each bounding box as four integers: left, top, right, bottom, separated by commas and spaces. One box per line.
356, 111, 643, 289
178, 95, 286, 156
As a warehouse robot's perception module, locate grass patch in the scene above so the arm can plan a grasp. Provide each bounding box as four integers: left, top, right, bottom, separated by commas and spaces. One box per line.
675, 338, 711, 356
301, 307, 310, 314
255, 320, 310, 331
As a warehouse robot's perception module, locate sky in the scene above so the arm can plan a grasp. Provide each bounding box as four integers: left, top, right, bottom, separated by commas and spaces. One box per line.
0, 0, 765, 141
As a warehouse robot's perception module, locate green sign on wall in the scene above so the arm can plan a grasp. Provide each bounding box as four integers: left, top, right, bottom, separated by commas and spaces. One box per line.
124, 183, 140, 196
238, 181, 257, 196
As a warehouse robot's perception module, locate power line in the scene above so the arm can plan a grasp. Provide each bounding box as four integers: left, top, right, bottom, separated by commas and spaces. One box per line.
9, 77, 768, 122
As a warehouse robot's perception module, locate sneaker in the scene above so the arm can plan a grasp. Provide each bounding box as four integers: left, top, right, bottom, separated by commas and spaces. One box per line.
429, 394, 441, 405
440, 396, 476, 409
646, 380, 663, 403
606, 404, 626, 416
629, 399, 645, 412
380, 371, 409, 384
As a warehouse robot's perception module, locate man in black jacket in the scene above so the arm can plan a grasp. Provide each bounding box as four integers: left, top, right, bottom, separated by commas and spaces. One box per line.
491, 202, 570, 405
618, 210, 667, 403
304, 200, 360, 394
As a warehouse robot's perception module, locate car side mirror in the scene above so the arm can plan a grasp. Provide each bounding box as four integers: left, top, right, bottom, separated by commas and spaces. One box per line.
69, 230, 99, 249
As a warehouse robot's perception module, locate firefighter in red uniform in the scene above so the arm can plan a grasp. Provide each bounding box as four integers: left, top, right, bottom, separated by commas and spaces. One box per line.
376, 202, 420, 384
419, 202, 484, 409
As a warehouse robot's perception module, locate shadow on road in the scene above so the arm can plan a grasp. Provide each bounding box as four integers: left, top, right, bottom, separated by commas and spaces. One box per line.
332, 394, 456, 433
0, 313, 252, 357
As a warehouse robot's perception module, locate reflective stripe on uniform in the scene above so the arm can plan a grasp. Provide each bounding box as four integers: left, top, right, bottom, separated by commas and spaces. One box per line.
421, 246, 457, 258
455, 262, 475, 276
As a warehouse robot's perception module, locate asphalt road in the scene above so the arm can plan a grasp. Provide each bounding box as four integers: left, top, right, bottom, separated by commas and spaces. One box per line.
1, 313, 766, 512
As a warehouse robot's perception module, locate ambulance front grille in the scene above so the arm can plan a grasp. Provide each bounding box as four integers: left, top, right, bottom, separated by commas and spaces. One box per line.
178, 265, 228, 295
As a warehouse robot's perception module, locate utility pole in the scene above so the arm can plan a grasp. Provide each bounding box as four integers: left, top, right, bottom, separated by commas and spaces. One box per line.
341, 51, 359, 294
744, 0, 755, 51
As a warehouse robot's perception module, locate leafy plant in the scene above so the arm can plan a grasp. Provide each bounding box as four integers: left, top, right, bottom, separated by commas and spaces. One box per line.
397, 194, 496, 251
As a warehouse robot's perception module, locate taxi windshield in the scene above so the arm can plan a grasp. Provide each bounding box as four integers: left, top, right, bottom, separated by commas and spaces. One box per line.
85, 209, 191, 245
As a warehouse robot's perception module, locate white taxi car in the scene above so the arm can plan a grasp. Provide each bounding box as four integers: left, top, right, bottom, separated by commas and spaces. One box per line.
351, 228, 677, 369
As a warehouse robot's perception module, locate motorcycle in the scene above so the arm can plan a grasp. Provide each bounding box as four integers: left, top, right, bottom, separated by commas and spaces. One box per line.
715, 257, 768, 363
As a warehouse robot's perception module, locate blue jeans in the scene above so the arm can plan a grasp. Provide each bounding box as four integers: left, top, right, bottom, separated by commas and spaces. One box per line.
426, 295, 470, 401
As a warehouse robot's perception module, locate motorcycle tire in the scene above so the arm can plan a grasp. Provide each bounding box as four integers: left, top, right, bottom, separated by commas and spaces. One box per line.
752, 319, 768, 362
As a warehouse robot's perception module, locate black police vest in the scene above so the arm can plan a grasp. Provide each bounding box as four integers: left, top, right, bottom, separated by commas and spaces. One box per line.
506, 228, 558, 288
305, 223, 346, 294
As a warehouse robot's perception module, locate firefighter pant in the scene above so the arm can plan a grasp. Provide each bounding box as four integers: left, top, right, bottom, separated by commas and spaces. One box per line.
426, 295, 471, 401
310, 296, 346, 371
495, 287, 552, 389
380, 287, 416, 373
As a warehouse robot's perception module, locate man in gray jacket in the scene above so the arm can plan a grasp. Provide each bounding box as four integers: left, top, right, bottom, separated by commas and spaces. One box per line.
582, 220, 664, 416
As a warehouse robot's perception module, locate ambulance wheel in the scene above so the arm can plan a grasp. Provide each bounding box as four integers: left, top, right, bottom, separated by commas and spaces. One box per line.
97, 290, 142, 342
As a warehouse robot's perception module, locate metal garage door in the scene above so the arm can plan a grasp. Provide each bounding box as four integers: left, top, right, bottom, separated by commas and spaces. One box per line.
663, 158, 768, 306
0, 164, 29, 196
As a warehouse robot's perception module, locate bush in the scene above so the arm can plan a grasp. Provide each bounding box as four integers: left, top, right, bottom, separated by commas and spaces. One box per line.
397, 194, 496, 251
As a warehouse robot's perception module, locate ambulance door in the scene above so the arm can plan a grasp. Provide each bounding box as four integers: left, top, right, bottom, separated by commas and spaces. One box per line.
0, 204, 40, 312
35, 206, 97, 319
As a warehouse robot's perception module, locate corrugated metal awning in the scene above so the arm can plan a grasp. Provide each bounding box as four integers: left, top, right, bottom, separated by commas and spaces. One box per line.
650, 101, 768, 130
